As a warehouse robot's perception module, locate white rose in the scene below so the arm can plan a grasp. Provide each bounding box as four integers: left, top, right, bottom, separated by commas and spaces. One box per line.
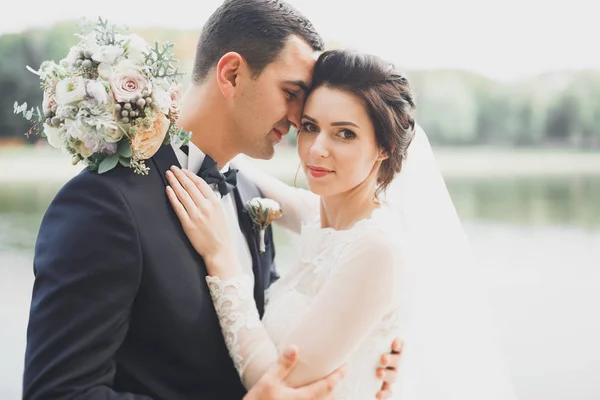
55, 77, 87, 105
66, 46, 83, 68
152, 87, 171, 114
92, 45, 124, 65
85, 80, 110, 104
124, 33, 151, 63
97, 63, 113, 80
43, 124, 66, 149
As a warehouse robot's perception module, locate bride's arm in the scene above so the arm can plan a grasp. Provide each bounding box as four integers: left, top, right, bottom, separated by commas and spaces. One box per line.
232, 155, 319, 233
207, 231, 399, 388
166, 167, 401, 389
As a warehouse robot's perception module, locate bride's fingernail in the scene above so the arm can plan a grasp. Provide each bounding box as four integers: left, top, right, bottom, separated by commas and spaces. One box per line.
166, 170, 173, 179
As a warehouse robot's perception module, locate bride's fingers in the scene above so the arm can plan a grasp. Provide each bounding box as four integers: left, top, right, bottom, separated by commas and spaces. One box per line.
166, 170, 200, 215
166, 186, 190, 224
169, 166, 207, 208
182, 169, 219, 203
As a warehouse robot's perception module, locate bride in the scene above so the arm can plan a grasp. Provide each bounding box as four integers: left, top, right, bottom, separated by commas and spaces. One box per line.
165, 50, 518, 399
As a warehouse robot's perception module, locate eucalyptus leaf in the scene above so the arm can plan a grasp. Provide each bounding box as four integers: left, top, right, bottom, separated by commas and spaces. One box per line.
119, 156, 130, 167
118, 141, 132, 158
98, 154, 119, 174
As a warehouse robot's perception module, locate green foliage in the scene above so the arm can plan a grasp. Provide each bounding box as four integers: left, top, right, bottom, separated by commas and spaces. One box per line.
1, 22, 599, 148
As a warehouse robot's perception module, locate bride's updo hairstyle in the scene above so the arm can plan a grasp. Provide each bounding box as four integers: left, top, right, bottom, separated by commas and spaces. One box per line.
310, 50, 416, 194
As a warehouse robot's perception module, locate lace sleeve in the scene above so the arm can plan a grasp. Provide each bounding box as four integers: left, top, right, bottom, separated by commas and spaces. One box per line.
205, 229, 401, 389
206, 274, 278, 387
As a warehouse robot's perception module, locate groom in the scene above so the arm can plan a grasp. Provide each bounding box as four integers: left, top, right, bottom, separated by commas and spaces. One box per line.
23, 0, 402, 399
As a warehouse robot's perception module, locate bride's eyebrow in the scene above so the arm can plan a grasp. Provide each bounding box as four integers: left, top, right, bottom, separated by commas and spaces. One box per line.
331, 121, 359, 128
301, 114, 318, 123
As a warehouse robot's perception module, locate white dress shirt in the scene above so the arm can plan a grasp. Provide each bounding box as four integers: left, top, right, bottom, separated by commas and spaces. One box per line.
172, 143, 254, 276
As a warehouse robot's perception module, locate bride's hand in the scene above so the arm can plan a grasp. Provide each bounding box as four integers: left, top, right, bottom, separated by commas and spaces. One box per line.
166, 166, 239, 277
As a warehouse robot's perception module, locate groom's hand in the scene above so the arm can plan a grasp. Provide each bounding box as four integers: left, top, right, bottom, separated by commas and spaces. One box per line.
375, 338, 403, 399
243, 345, 346, 400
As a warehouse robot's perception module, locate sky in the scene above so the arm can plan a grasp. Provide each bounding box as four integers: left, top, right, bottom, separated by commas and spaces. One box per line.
1, 0, 597, 81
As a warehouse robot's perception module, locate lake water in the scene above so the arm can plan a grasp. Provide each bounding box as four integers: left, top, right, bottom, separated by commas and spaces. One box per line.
1, 175, 599, 399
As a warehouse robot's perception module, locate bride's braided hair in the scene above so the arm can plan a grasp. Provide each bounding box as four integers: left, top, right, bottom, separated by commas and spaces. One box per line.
311, 50, 416, 194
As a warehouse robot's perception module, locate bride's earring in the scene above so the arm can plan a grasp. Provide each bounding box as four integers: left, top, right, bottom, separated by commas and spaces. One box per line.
293, 163, 302, 188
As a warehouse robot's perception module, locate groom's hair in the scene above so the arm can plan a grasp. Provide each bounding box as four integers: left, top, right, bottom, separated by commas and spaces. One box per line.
192, 0, 324, 83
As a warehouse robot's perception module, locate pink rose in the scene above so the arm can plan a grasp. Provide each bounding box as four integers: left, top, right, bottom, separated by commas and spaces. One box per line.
109, 60, 151, 103
169, 83, 183, 120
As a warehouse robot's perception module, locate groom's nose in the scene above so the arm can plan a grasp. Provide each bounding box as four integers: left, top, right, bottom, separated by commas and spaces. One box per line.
286, 100, 303, 130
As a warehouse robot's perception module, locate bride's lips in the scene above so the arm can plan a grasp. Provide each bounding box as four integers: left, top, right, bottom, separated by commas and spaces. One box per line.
307, 165, 333, 178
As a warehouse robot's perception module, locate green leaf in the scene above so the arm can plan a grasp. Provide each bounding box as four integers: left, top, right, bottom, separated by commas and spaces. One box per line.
98, 154, 119, 174
118, 156, 130, 167
118, 141, 132, 158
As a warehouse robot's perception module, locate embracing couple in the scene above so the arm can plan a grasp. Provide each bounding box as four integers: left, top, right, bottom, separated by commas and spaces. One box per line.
22, 0, 518, 399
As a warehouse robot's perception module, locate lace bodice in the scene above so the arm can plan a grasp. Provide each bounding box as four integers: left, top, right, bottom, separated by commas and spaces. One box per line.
206, 187, 412, 398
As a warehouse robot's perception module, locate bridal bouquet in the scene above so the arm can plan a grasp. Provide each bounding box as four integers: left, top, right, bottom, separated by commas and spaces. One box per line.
13, 17, 191, 175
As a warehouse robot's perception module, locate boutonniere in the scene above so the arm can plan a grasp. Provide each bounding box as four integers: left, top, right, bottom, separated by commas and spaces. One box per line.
245, 197, 283, 253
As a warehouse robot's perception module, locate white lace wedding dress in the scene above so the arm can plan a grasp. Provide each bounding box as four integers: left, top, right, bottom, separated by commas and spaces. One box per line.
206, 185, 413, 399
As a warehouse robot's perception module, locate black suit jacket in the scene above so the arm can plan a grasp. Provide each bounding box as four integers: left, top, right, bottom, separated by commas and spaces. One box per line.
23, 144, 278, 400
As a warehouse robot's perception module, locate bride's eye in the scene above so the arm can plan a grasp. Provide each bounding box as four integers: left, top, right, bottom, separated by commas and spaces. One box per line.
301, 122, 318, 133
337, 129, 356, 140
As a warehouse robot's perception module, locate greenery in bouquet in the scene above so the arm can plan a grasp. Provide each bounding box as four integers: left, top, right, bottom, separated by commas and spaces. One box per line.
13, 17, 192, 175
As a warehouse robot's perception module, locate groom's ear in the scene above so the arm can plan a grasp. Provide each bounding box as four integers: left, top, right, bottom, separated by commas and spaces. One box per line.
216, 52, 246, 98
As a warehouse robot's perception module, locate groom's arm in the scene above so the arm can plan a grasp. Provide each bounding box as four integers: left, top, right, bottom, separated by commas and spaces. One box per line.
23, 172, 150, 400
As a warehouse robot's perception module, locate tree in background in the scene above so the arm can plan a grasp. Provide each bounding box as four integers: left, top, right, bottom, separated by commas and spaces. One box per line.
2, 22, 599, 149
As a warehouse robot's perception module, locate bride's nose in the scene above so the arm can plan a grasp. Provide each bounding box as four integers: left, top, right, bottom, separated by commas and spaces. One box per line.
309, 133, 329, 158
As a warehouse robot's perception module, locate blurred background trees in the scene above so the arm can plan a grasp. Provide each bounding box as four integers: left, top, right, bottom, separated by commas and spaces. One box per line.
2, 21, 599, 148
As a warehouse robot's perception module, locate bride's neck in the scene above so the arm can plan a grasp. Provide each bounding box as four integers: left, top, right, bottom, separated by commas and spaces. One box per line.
319, 181, 379, 231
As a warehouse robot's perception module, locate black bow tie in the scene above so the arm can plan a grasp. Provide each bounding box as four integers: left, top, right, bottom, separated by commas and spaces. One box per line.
197, 153, 238, 197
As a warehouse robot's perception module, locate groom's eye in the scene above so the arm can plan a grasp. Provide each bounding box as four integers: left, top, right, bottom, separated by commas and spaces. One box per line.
284, 90, 297, 100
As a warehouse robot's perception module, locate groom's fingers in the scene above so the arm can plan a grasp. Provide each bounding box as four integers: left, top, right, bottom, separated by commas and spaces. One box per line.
299, 364, 347, 399
376, 383, 393, 399
376, 368, 397, 383
272, 345, 299, 381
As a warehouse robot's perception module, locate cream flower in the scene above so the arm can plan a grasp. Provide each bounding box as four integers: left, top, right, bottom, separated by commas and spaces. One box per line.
123, 33, 151, 63
43, 124, 66, 149
92, 45, 124, 65
151, 86, 171, 114
76, 141, 94, 159
130, 112, 169, 159
109, 60, 151, 103
55, 77, 87, 105
85, 80, 110, 104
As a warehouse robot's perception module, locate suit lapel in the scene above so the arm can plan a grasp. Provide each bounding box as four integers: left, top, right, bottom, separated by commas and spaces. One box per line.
153, 144, 265, 314
233, 184, 265, 317
151, 144, 182, 188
